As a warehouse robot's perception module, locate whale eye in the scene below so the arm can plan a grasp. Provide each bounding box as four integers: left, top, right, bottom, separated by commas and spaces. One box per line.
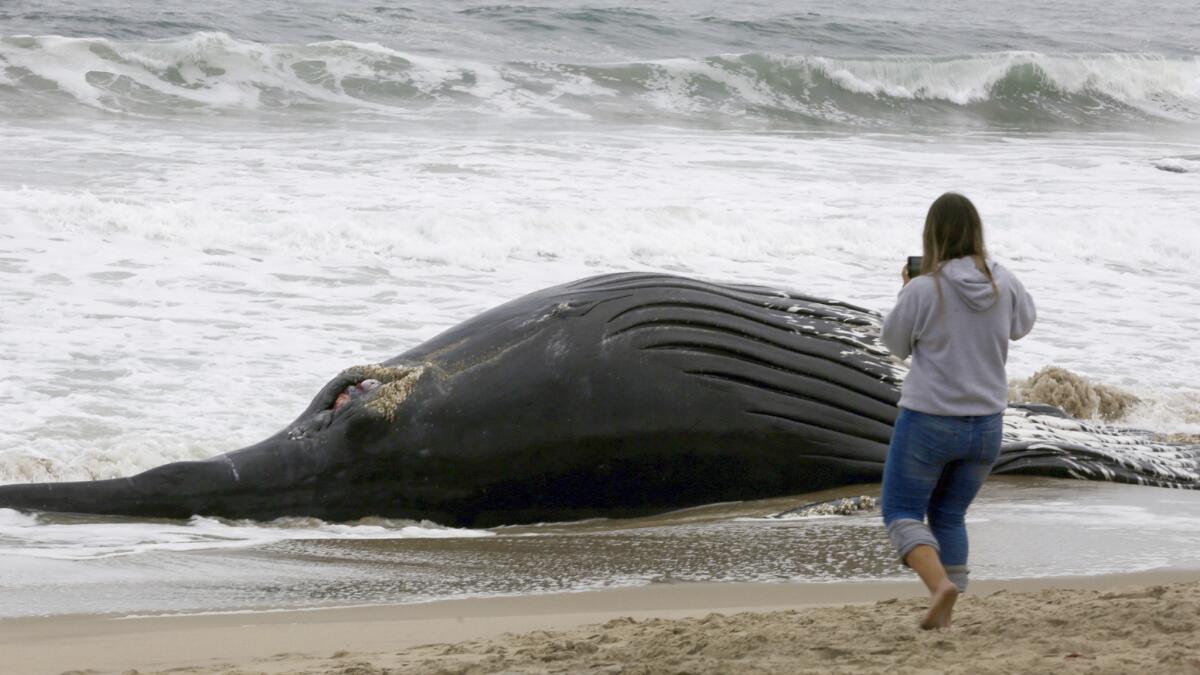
287, 409, 333, 440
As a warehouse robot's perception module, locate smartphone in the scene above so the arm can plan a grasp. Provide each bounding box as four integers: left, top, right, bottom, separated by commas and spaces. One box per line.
907, 256, 923, 279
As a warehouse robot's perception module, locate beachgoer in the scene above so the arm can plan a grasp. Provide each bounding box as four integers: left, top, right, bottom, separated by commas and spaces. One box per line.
880, 192, 1037, 629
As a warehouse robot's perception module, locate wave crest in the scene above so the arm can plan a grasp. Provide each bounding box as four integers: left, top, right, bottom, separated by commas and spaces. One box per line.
1, 32, 1198, 126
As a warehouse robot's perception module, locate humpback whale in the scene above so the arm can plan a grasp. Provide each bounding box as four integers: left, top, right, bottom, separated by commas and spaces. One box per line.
0, 273, 1195, 526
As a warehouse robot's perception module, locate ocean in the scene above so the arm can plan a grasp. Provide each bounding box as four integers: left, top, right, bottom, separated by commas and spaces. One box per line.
1, 0, 1198, 618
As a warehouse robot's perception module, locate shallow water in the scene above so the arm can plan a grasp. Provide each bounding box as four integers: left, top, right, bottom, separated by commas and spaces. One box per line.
2, 477, 1199, 618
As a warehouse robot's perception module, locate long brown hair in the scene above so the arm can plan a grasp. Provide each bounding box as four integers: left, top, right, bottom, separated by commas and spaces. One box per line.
921, 192, 998, 308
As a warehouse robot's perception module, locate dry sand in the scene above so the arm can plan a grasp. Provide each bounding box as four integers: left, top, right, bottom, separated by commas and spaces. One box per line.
5, 570, 1199, 675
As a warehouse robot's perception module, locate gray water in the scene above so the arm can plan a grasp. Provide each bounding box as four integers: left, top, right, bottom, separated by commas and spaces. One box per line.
4, 0, 1197, 59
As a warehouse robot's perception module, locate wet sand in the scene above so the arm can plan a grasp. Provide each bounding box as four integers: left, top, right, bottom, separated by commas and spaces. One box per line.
6, 568, 1199, 674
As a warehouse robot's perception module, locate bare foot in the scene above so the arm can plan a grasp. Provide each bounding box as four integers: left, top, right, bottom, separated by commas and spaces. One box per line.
938, 600, 954, 630
920, 580, 959, 630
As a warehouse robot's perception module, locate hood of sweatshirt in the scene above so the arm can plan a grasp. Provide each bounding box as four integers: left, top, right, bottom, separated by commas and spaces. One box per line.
939, 256, 1000, 312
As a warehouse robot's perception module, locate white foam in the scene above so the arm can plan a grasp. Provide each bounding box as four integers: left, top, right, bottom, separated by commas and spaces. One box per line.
1121, 392, 1200, 435
1152, 155, 1200, 174
0, 509, 492, 560
813, 52, 1200, 114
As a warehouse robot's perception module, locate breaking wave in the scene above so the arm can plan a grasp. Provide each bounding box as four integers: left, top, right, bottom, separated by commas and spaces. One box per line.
2, 32, 1198, 127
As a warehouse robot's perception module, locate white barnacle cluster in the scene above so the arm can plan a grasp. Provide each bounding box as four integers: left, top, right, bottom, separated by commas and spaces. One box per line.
339, 363, 429, 421
788, 496, 879, 518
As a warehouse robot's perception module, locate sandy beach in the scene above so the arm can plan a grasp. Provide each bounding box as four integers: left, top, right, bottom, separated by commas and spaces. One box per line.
4, 568, 1197, 675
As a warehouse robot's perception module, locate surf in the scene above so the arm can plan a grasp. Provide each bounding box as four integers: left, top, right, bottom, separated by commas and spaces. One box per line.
2, 33, 1198, 128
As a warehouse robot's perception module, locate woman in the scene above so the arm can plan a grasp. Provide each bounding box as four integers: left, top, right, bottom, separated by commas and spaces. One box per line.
880, 193, 1036, 630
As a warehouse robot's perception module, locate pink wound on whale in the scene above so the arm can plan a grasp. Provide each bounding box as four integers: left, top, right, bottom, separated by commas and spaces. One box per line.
332, 379, 383, 412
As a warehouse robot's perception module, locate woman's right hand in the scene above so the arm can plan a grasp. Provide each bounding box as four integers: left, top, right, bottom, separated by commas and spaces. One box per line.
901, 263, 911, 287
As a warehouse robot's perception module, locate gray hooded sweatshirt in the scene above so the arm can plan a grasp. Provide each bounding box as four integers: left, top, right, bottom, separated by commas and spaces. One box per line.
881, 256, 1036, 416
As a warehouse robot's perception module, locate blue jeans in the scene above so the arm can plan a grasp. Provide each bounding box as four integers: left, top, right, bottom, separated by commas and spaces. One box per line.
881, 408, 1003, 591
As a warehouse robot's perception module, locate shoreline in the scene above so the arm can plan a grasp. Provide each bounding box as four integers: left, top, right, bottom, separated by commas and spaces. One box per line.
5, 567, 1199, 674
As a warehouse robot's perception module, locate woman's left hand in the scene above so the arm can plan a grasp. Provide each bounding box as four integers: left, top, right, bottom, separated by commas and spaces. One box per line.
901, 263, 911, 287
